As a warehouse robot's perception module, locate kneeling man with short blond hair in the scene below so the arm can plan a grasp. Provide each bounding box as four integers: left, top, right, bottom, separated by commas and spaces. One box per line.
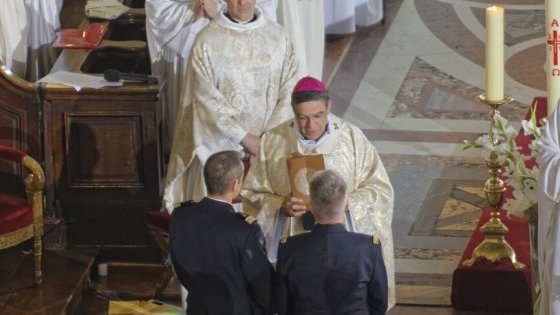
274, 170, 388, 315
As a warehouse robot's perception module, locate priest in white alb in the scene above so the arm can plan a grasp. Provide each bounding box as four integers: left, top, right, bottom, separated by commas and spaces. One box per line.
163, 0, 298, 212
25, 0, 63, 82
241, 76, 395, 309
0, 0, 28, 78
536, 105, 560, 315
146, 0, 218, 154
277, 0, 324, 79
146, 0, 278, 154
0, 0, 62, 81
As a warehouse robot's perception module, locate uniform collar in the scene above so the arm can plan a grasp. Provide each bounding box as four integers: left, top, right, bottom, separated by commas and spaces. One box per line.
312, 223, 347, 233
201, 197, 235, 214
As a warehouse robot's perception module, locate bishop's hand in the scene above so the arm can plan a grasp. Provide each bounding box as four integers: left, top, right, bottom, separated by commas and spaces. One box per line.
280, 197, 307, 217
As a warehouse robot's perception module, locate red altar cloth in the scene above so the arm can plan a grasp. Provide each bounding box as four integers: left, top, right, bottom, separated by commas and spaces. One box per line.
451, 97, 546, 313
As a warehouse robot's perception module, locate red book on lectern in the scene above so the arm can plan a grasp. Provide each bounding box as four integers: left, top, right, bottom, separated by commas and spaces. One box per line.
52, 23, 107, 49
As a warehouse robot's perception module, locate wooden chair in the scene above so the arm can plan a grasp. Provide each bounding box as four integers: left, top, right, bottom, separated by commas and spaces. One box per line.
0, 145, 45, 286
146, 211, 172, 299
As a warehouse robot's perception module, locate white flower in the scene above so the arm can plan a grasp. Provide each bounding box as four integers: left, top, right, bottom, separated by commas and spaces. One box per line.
474, 136, 490, 148
521, 105, 543, 139
504, 189, 532, 217
464, 109, 544, 217
522, 119, 536, 137
523, 178, 538, 204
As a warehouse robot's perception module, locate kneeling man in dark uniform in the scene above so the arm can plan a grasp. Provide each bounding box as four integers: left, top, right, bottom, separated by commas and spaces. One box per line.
170, 150, 273, 315
275, 170, 388, 315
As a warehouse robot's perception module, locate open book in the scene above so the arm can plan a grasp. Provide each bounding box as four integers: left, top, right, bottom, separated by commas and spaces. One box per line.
287, 154, 325, 209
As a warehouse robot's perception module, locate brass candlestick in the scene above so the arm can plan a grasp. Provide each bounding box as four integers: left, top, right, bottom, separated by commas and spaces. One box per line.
462, 94, 525, 269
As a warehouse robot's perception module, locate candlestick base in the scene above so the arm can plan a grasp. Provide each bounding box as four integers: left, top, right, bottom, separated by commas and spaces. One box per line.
462, 215, 525, 269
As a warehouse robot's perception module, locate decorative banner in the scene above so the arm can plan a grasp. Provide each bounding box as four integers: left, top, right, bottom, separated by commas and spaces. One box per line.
485, 6, 505, 102
546, 0, 560, 116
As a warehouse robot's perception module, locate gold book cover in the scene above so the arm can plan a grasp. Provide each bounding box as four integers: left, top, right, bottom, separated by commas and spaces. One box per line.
287, 154, 325, 209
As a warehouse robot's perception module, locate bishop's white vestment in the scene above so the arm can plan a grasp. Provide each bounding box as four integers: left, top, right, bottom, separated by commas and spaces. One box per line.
163, 6, 298, 212
241, 114, 395, 309
536, 106, 560, 315
277, 0, 324, 79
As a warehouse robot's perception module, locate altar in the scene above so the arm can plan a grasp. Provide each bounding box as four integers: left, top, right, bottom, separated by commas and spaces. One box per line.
451, 97, 547, 313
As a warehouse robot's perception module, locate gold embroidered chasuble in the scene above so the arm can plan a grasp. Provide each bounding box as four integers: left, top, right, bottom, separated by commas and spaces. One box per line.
163, 7, 298, 211
241, 114, 395, 308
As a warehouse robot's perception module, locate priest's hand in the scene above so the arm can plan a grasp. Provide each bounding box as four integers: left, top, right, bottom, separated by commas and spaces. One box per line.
280, 197, 307, 217
201, 0, 218, 19
241, 133, 261, 156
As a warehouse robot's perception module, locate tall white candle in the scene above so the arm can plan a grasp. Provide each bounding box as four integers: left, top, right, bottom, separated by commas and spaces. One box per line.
485, 6, 505, 102
546, 0, 560, 116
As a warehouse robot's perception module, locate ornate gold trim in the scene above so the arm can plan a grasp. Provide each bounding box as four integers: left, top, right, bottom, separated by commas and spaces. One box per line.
22, 155, 45, 192
0, 153, 44, 285
0, 225, 33, 249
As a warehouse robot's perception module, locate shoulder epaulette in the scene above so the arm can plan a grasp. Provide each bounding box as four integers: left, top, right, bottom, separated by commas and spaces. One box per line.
236, 212, 257, 224
372, 235, 380, 245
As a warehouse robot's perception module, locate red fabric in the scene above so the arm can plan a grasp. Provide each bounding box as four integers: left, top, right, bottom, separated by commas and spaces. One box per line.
0, 145, 25, 163
146, 211, 170, 231
451, 207, 533, 313
0, 193, 33, 234
451, 97, 547, 313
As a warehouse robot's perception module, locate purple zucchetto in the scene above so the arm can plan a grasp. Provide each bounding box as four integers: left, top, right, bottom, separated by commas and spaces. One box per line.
293, 76, 327, 94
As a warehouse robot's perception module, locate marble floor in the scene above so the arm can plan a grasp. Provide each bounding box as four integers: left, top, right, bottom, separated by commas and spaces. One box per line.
328, 0, 542, 313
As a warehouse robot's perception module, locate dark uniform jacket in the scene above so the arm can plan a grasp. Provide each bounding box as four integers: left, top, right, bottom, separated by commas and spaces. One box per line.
170, 197, 273, 315
275, 223, 388, 315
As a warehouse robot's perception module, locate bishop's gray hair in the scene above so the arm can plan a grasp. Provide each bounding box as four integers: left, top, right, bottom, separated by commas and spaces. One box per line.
309, 170, 347, 218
